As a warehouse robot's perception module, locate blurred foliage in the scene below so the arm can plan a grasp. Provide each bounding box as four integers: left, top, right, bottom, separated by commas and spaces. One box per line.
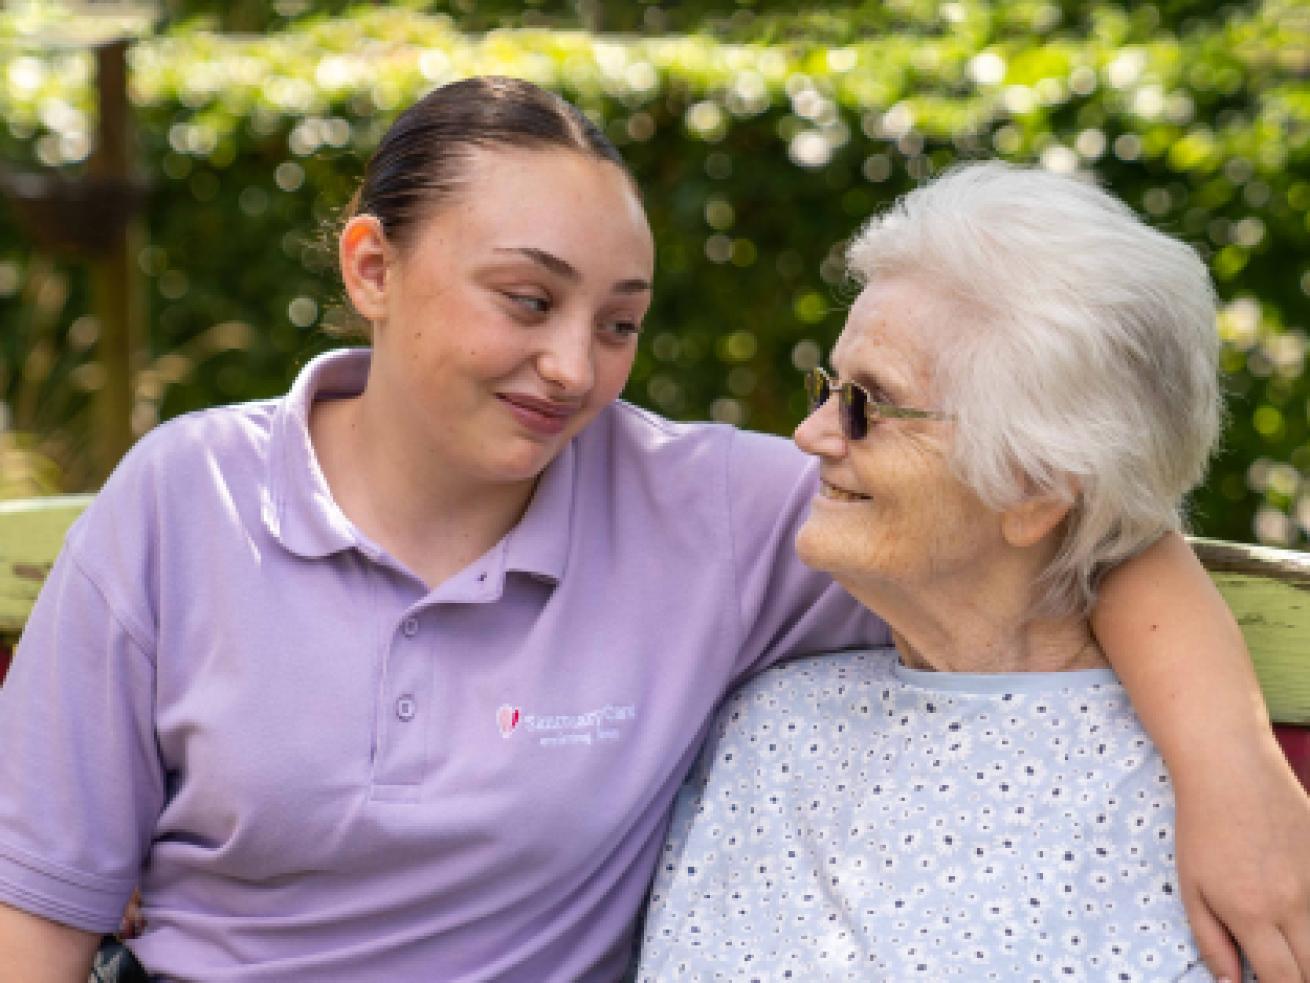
0, 1, 1308, 547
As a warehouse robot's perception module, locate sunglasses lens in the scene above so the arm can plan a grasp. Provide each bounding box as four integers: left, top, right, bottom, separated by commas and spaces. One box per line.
805, 369, 829, 414
838, 383, 868, 440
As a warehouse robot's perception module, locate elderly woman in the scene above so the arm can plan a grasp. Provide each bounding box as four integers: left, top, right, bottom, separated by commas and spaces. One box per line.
637, 162, 1250, 980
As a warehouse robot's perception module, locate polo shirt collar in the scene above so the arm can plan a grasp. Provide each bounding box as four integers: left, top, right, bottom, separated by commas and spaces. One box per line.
264, 348, 370, 559
264, 346, 576, 585
502, 438, 574, 585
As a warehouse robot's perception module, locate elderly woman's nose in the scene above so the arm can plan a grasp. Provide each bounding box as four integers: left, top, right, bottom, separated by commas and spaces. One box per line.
793, 398, 847, 458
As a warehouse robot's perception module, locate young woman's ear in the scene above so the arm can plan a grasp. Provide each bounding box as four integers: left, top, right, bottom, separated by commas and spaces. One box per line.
1000, 493, 1074, 549
339, 215, 390, 323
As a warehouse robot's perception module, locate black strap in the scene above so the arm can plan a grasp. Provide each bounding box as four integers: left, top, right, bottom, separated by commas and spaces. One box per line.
90, 935, 154, 983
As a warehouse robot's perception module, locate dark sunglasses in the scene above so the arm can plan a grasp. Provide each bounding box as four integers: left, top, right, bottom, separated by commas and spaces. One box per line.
804, 366, 952, 440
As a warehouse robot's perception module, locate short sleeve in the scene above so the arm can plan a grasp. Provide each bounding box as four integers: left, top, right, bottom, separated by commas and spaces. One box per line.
0, 536, 163, 932
724, 428, 888, 683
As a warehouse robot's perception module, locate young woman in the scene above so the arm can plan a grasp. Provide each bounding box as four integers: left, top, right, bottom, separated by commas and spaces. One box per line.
0, 77, 1305, 982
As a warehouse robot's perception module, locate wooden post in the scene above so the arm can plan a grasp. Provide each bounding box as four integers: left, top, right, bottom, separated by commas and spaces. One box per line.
87, 38, 141, 483
575, 0, 603, 32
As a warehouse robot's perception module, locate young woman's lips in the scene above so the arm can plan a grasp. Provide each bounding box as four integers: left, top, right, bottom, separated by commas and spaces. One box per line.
498, 394, 579, 436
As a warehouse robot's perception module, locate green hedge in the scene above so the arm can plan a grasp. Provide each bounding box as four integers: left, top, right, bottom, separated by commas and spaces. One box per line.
1, 2, 1308, 545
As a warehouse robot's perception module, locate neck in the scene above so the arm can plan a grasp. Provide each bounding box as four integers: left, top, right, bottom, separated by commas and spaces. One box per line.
836, 553, 1108, 675
310, 389, 537, 589
890, 618, 1104, 674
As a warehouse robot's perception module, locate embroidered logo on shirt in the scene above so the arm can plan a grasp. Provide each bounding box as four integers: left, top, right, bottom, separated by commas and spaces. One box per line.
497, 703, 637, 747
497, 705, 521, 738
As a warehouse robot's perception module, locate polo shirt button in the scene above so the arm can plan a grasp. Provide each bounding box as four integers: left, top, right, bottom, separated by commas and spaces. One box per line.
401, 617, 419, 638
396, 695, 417, 721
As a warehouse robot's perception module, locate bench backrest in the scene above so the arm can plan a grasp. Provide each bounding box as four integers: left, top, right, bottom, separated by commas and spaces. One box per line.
0, 494, 94, 643
1, 495, 1308, 782
1189, 538, 1310, 727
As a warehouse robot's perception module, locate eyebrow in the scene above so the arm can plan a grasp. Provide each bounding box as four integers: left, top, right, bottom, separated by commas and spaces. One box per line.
850, 368, 893, 396
832, 361, 905, 402
494, 246, 652, 295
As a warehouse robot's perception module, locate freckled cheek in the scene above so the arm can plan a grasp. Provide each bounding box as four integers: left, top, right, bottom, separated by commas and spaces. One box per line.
593, 349, 637, 399
599, 369, 632, 403
858, 498, 922, 570
840, 474, 948, 575
453, 339, 523, 383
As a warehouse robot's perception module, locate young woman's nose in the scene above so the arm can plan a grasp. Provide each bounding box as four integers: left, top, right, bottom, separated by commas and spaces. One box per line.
793, 394, 849, 459
537, 320, 595, 396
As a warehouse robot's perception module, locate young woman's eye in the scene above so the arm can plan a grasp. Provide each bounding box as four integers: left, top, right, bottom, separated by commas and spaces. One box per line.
504, 292, 550, 316
602, 318, 642, 340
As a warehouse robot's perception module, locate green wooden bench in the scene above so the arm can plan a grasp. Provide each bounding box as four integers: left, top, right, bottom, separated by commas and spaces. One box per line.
1, 494, 1308, 785
0, 494, 96, 673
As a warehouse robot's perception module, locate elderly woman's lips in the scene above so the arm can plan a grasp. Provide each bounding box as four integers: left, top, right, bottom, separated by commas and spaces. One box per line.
820, 479, 870, 502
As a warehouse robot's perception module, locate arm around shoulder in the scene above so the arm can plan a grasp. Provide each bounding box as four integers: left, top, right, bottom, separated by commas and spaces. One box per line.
0, 902, 100, 983
1091, 530, 1262, 764
1092, 531, 1310, 982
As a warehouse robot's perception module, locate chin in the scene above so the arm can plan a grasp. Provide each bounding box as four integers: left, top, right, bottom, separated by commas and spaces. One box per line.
795, 518, 843, 575
797, 514, 901, 586
483, 448, 556, 486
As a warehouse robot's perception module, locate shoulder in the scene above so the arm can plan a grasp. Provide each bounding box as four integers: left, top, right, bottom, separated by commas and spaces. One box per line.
590, 401, 801, 468
124, 399, 279, 472
592, 400, 734, 457
727, 648, 900, 716
65, 399, 279, 555
581, 401, 813, 504
693, 650, 899, 782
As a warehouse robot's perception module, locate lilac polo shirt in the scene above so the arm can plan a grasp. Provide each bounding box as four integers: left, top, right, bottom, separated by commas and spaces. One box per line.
0, 349, 887, 981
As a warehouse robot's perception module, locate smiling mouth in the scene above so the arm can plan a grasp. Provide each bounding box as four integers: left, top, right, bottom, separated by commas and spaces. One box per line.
499, 394, 577, 416
820, 479, 871, 503
498, 394, 580, 437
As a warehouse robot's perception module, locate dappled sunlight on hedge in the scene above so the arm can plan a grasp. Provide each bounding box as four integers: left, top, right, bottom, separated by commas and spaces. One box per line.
0, 2, 1306, 545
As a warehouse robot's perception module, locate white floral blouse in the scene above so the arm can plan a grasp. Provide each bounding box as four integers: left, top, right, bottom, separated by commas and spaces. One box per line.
637, 648, 1229, 982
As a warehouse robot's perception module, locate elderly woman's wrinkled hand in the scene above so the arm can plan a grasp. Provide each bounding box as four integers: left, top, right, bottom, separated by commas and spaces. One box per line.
1175, 750, 1310, 982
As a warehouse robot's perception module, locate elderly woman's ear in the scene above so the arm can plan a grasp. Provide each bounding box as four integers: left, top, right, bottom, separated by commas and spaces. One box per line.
999, 493, 1074, 549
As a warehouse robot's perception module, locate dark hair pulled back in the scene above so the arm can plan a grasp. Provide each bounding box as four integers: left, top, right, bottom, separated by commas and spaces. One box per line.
346, 75, 631, 251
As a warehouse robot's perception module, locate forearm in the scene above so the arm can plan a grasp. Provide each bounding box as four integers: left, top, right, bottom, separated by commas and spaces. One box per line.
1092, 532, 1310, 980
1090, 531, 1279, 783
0, 902, 99, 983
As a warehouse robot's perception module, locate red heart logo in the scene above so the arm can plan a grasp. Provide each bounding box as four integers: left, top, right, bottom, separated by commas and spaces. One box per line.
497, 705, 521, 738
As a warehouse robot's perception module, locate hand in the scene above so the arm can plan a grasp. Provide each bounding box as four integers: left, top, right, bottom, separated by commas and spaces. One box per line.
117, 889, 144, 940
1174, 745, 1310, 982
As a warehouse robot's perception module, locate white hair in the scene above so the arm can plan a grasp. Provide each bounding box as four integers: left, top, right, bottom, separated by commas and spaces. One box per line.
846, 161, 1222, 615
